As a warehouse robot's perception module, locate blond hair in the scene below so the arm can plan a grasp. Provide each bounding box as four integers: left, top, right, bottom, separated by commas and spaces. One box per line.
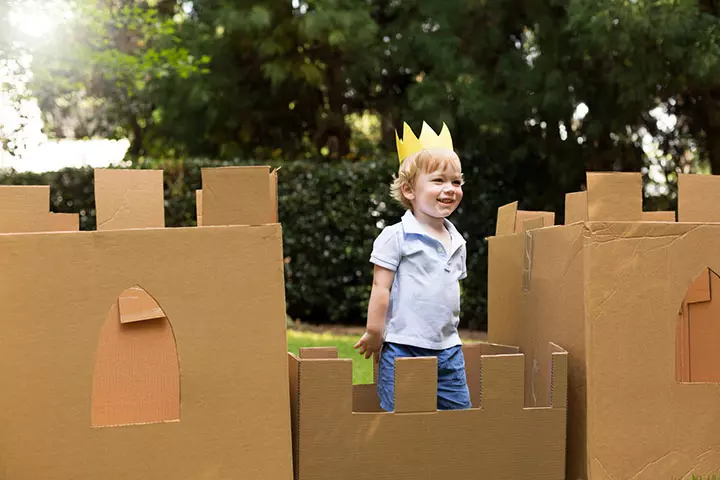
390, 148, 462, 210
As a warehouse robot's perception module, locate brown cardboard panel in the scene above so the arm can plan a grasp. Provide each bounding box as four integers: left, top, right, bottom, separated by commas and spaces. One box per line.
687, 269, 720, 382
195, 189, 203, 226
678, 173, 720, 222
94, 168, 165, 231
46, 213, 80, 231
565, 191, 588, 225
201, 166, 273, 226
0, 224, 293, 479
685, 268, 711, 304
481, 354, 524, 411
488, 224, 586, 479
586, 172, 642, 221
642, 211, 676, 222
299, 347, 338, 359
270, 168, 279, 223
496, 201, 518, 236
550, 343, 568, 409
521, 215, 546, 233
0, 185, 50, 233
91, 299, 179, 426
118, 285, 167, 324
464, 343, 520, 408
394, 357, 437, 413
584, 222, 720, 480
293, 345, 568, 480
352, 383, 382, 412
288, 353, 300, 478
515, 210, 555, 233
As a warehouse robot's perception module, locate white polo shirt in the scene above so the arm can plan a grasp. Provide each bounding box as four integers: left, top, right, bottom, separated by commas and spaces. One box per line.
370, 210, 467, 349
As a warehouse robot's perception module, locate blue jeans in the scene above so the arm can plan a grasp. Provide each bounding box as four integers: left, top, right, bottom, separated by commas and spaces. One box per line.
377, 342, 472, 412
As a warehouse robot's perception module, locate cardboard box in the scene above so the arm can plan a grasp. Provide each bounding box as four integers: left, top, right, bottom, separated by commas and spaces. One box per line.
289, 342, 568, 480
489, 171, 720, 479
0, 167, 293, 479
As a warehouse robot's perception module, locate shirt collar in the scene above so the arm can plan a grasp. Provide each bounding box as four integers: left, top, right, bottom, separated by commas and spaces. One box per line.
401, 210, 466, 255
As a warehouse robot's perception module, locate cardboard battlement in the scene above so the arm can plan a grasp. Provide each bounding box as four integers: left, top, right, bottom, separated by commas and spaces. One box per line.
288, 342, 568, 480
0, 185, 78, 233
489, 171, 720, 480
0, 166, 292, 479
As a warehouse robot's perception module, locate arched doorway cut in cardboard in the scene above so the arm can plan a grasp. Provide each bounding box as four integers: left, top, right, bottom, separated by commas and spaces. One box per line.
92, 286, 180, 427
677, 268, 720, 382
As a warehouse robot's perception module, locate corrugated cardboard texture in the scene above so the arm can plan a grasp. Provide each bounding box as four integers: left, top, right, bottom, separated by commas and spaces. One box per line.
289, 344, 567, 480
196, 190, 203, 226
584, 222, 720, 479
681, 268, 720, 382
201, 166, 275, 226
642, 211, 676, 222
394, 357, 437, 412
95, 168, 165, 231
565, 191, 588, 225
92, 296, 179, 426
496, 201, 518, 236
489, 224, 586, 479
586, 172, 642, 221
515, 210, 555, 232
0, 225, 293, 479
0, 186, 79, 233
118, 285, 167, 323
678, 173, 720, 222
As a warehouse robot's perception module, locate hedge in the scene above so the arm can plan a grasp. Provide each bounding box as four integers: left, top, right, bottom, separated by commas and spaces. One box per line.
0, 157, 497, 329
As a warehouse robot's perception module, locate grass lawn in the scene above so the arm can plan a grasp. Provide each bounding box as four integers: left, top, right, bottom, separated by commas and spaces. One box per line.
287, 330, 375, 384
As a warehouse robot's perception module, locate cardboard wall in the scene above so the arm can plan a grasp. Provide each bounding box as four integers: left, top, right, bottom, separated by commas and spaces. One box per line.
289, 343, 568, 480
94, 169, 165, 230
199, 166, 278, 226
584, 222, 720, 479
489, 172, 720, 480
0, 172, 293, 479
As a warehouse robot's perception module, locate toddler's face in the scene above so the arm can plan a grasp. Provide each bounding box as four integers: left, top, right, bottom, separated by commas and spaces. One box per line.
405, 165, 463, 220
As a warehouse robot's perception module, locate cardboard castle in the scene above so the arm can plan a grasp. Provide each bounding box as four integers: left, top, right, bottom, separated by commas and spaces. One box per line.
490, 172, 720, 480
0, 166, 568, 480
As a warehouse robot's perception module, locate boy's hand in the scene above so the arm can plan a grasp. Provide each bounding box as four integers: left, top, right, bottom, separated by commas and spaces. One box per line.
354, 330, 383, 359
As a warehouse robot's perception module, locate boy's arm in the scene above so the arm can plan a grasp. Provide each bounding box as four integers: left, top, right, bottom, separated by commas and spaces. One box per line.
354, 265, 395, 359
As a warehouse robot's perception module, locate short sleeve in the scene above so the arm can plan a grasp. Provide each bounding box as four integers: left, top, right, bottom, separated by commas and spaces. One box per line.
370, 226, 402, 272
458, 245, 468, 280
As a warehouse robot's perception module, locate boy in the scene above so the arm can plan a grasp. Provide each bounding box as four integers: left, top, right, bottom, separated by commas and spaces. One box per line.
354, 121, 471, 411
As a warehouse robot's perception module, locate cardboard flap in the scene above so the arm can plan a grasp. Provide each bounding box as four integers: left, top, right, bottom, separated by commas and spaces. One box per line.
94, 168, 165, 231
495, 201, 518, 236
46, 213, 79, 232
118, 286, 167, 324
196, 190, 203, 227
686, 269, 712, 304
462, 342, 519, 408
0, 186, 56, 233
678, 173, 720, 222
270, 168, 279, 223
586, 172, 642, 221
394, 357, 437, 413
201, 166, 275, 226
352, 383, 382, 412
550, 343, 568, 408
481, 354, 524, 410
642, 211, 676, 222
521, 216, 545, 232
299, 347, 338, 359
92, 293, 179, 427
298, 359, 352, 417
564, 191, 588, 224
515, 210, 555, 233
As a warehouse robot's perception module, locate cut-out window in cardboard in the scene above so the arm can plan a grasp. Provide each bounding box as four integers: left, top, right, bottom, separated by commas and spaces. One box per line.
92, 286, 180, 427
677, 268, 720, 382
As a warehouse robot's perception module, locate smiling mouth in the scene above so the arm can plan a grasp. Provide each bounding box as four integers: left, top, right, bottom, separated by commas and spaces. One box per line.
438, 198, 455, 204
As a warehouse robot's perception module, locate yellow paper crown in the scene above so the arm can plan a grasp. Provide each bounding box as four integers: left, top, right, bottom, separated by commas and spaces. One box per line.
395, 121, 454, 164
